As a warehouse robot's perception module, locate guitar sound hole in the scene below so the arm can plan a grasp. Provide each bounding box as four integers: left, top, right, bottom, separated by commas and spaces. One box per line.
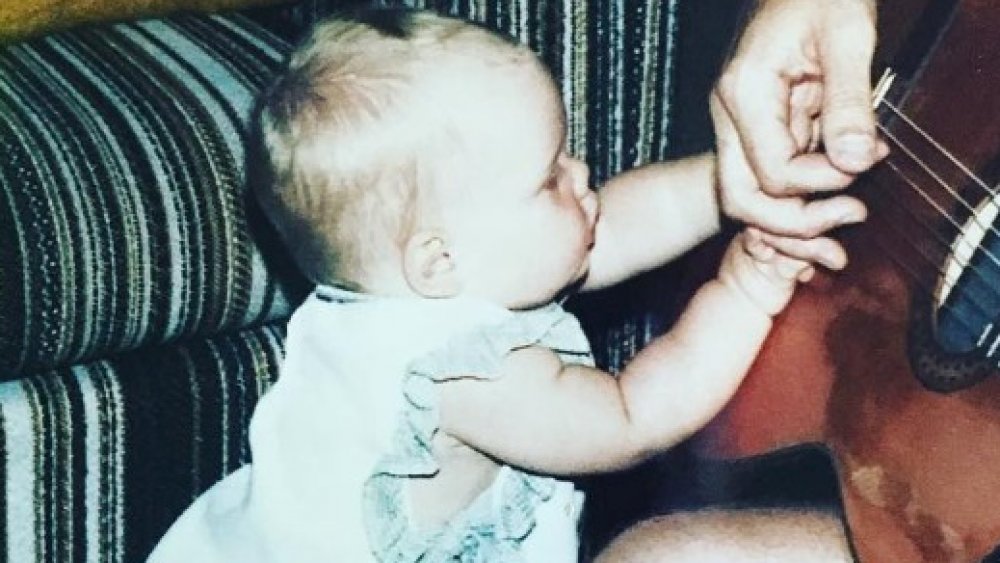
933, 192, 1000, 356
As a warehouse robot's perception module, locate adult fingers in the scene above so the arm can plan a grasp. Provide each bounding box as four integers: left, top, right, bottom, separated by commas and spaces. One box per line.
819, 1, 880, 173
779, 153, 858, 195
715, 85, 867, 237
756, 79, 862, 194
711, 90, 761, 223
712, 87, 851, 234
755, 230, 850, 271
727, 192, 867, 239
716, 62, 799, 194
789, 80, 823, 152
718, 64, 860, 196
752, 238, 812, 283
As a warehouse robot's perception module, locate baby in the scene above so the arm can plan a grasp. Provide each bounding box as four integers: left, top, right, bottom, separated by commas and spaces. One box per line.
149, 7, 849, 562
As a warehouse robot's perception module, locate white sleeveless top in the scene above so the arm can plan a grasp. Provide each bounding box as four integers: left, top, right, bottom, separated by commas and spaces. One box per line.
148, 287, 593, 562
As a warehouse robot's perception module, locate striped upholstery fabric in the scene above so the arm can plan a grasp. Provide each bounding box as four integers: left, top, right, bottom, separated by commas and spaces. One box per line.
0, 13, 297, 562
1, 324, 284, 563
0, 14, 297, 378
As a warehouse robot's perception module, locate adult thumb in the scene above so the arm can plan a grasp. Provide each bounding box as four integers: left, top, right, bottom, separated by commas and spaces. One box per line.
819, 2, 879, 174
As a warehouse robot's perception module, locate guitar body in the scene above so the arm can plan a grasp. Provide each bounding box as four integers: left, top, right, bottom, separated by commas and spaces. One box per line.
694, 2, 1000, 561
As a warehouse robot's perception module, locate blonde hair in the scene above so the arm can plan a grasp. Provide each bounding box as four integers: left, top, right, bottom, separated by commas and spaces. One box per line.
256, 8, 536, 287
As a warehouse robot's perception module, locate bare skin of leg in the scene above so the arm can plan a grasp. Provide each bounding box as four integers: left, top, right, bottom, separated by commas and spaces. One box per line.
595, 508, 854, 562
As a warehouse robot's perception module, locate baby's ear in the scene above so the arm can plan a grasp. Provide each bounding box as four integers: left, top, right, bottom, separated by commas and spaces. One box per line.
402, 230, 460, 298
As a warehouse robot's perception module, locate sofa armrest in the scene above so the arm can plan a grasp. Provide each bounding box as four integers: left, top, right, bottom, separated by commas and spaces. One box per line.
0, 12, 301, 377
0, 0, 291, 43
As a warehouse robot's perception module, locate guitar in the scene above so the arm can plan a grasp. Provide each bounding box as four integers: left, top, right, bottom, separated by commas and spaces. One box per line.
692, 1, 1000, 561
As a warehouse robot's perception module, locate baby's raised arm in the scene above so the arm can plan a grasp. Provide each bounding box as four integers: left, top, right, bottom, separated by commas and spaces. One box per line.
582, 153, 720, 291
584, 153, 850, 292
437, 230, 809, 475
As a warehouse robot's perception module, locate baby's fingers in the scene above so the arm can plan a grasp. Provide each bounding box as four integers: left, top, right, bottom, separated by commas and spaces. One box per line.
745, 229, 815, 282
767, 249, 812, 282
796, 264, 816, 283
725, 230, 811, 316
743, 227, 776, 261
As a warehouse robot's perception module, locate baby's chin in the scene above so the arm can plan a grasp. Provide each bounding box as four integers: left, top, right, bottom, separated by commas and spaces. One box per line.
571, 262, 590, 289
507, 281, 583, 311
553, 265, 591, 305
502, 259, 592, 310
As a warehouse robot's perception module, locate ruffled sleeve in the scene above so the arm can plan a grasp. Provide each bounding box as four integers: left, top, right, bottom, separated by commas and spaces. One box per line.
362, 303, 592, 562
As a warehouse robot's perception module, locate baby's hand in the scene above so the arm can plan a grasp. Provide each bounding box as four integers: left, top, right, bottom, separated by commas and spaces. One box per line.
718, 228, 815, 317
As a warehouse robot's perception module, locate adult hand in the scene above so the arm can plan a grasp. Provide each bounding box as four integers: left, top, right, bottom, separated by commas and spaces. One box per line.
712, 0, 888, 247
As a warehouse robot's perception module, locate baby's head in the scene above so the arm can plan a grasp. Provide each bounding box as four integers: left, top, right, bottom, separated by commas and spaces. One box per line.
258, 8, 597, 309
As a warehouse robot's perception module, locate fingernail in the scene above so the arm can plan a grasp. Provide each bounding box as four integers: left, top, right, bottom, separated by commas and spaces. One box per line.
838, 203, 868, 225
831, 133, 876, 171
798, 266, 815, 283
824, 250, 844, 270
834, 212, 860, 227
848, 210, 866, 223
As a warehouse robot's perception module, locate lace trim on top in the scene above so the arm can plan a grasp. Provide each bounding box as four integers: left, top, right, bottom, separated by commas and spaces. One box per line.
362, 302, 593, 562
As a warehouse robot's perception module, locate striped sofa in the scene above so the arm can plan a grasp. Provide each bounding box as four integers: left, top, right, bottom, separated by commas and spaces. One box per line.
0, 1, 745, 561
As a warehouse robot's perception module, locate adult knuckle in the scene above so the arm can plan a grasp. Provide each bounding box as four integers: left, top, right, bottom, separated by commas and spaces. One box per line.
798, 219, 827, 239
757, 169, 789, 195
715, 65, 744, 102
718, 189, 747, 219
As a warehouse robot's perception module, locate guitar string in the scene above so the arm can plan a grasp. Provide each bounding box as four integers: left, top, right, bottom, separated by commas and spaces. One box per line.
861, 215, 986, 342
889, 167, 1000, 297
880, 99, 994, 196
876, 122, 1000, 263
871, 74, 997, 240
864, 162, 999, 332
874, 140, 1000, 274
873, 160, 990, 292
862, 192, 996, 345
879, 153, 1000, 329
868, 87, 1000, 283
884, 247, 991, 362
839, 88, 1000, 337
870, 197, 994, 329
805, 73, 998, 351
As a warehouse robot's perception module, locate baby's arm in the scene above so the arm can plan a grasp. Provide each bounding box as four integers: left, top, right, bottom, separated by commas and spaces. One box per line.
439, 230, 809, 475
584, 152, 848, 292
583, 152, 719, 291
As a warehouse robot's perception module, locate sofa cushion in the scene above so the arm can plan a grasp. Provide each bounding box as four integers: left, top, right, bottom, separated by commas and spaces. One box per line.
0, 13, 301, 377
0, 322, 285, 562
